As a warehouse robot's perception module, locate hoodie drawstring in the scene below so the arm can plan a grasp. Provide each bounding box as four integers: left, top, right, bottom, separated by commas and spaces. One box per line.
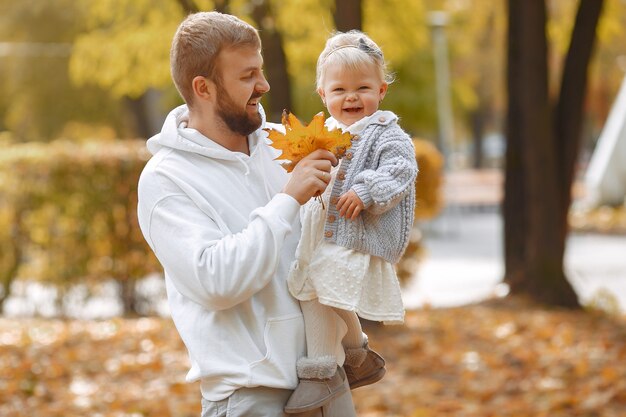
235, 154, 251, 186
235, 152, 272, 202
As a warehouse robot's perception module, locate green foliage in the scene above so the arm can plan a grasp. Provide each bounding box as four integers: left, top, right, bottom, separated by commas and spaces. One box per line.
0, 140, 161, 295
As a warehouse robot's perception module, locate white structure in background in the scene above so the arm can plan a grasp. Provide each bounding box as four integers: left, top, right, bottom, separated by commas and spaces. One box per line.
585, 76, 626, 206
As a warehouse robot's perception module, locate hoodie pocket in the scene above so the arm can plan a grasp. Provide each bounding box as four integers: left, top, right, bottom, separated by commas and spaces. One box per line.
248, 314, 305, 387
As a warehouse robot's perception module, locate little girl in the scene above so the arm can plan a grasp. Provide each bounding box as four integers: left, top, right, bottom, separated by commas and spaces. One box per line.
284, 31, 418, 413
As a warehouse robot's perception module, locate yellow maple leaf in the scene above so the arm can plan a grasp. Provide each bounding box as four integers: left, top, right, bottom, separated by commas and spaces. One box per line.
264, 111, 353, 172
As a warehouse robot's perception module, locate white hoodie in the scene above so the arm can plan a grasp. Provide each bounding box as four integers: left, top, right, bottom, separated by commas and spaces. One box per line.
137, 104, 306, 401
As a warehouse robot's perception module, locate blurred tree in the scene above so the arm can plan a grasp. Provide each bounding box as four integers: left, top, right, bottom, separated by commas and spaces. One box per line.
583, 0, 626, 144
363, 0, 436, 137
0, 0, 125, 141
70, 0, 187, 138
504, 0, 604, 307
334, 0, 362, 31
456, 4, 506, 168
250, 0, 292, 122
0, 140, 161, 315
64, 0, 442, 138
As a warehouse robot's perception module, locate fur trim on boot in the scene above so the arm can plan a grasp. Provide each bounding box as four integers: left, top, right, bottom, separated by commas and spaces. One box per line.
296, 355, 337, 380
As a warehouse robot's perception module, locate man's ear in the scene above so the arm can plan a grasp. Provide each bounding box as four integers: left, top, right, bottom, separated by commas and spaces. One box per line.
191, 76, 214, 102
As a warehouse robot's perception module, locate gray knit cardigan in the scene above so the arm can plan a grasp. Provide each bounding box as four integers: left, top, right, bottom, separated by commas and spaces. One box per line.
323, 113, 418, 264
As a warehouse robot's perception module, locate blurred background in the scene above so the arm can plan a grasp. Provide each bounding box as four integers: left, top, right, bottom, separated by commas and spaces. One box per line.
1, 0, 626, 416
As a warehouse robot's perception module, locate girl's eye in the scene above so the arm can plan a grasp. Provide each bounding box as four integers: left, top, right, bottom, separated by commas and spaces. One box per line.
333, 88, 344, 93
359, 86, 370, 90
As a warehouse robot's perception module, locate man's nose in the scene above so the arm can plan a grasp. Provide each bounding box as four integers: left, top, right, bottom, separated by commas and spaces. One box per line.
257, 74, 270, 94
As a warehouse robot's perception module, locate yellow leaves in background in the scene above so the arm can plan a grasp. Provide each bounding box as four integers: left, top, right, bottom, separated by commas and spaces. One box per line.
0, 140, 160, 286
69, 0, 182, 98
265, 111, 353, 172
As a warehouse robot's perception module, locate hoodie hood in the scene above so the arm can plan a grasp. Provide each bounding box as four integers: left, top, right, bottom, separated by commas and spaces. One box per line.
146, 103, 269, 162
146, 103, 278, 202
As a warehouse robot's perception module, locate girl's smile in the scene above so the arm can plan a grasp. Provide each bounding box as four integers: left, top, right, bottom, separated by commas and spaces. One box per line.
318, 63, 387, 127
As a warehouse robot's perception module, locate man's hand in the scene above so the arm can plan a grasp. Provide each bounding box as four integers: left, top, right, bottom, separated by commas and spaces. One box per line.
336, 190, 364, 220
283, 149, 337, 205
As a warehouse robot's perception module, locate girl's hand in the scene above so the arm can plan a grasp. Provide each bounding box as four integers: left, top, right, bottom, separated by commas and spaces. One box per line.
336, 190, 364, 220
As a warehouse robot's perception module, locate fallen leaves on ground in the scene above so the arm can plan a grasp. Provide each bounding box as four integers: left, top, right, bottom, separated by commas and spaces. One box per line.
1, 296, 625, 417
569, 205, 626, 235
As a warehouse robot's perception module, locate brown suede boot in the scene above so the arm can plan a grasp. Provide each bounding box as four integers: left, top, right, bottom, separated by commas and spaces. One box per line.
284, 356, 347, 414
344, 342, 386, 389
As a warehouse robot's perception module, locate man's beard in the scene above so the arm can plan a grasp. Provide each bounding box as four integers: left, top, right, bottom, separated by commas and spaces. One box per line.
215, 81, 263, 137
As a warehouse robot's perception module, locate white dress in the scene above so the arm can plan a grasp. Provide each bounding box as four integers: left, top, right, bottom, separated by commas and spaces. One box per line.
287, 112, 405, 324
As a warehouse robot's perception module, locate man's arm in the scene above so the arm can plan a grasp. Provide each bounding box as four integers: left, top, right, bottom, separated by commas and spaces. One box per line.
148, 192, 300, 310
145, 149, 337, 311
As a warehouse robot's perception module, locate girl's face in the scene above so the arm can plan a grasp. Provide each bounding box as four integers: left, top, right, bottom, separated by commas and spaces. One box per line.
318, 62, 387, 127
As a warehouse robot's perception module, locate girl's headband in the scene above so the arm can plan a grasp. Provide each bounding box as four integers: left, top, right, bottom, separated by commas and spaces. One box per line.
325, 38, 384, 61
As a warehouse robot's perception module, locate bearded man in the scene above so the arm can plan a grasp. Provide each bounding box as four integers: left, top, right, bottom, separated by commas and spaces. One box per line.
137, 11, 357, 417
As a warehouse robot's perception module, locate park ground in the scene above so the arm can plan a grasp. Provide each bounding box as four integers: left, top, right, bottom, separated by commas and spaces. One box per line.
1, 296, 625, 417
2, 170, 625, 416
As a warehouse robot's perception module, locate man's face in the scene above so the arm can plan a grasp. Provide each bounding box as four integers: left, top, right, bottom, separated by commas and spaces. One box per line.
213, 45, 270, 136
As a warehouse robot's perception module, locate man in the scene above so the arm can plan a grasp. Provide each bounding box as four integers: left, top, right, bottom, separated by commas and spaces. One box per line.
137, 11, 357, 417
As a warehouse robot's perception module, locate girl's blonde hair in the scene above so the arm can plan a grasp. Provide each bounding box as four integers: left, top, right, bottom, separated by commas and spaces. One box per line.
170, 12, 261, 106
316, 30, 393, 90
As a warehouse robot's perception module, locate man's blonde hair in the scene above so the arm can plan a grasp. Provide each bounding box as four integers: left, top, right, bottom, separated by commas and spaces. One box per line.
316, 30, 393, 91
170, 12, 261, 106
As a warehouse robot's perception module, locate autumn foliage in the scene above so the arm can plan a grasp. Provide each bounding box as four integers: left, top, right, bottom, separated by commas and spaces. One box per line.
412, 139, 444, 221
1, 297, 625, 416
0, 140, 161, 313
265, 111, 353, 172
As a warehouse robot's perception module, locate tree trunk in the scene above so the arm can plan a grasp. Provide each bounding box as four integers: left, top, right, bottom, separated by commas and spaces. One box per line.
251, 0, 292, 122
554, 0, 604, 249
120, 278, 139, 316
177, 0, 199, 14
0, 237, 21, 314
505, 0, 603, 307
213, 0, 230, 13
176, 0, 229, 14
470, 109, 485, 169
333, 0, 362, 32
470, 10, 496, 169
124, 93, 161, 140
505, 0, 569, 306
0, 209, 24, 314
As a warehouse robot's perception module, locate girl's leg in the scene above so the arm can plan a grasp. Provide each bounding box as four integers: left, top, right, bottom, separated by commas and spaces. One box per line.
300, 300, 347, 360
285, 300, 348, 414
331, 308, 386, 390
331, 308, 364, 349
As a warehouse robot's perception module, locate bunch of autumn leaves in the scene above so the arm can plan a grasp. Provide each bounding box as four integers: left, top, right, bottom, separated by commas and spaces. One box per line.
265, 111, 354, 172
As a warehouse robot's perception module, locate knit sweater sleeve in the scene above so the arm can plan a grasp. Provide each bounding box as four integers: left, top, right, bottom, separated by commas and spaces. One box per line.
351, 127, 418, 214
